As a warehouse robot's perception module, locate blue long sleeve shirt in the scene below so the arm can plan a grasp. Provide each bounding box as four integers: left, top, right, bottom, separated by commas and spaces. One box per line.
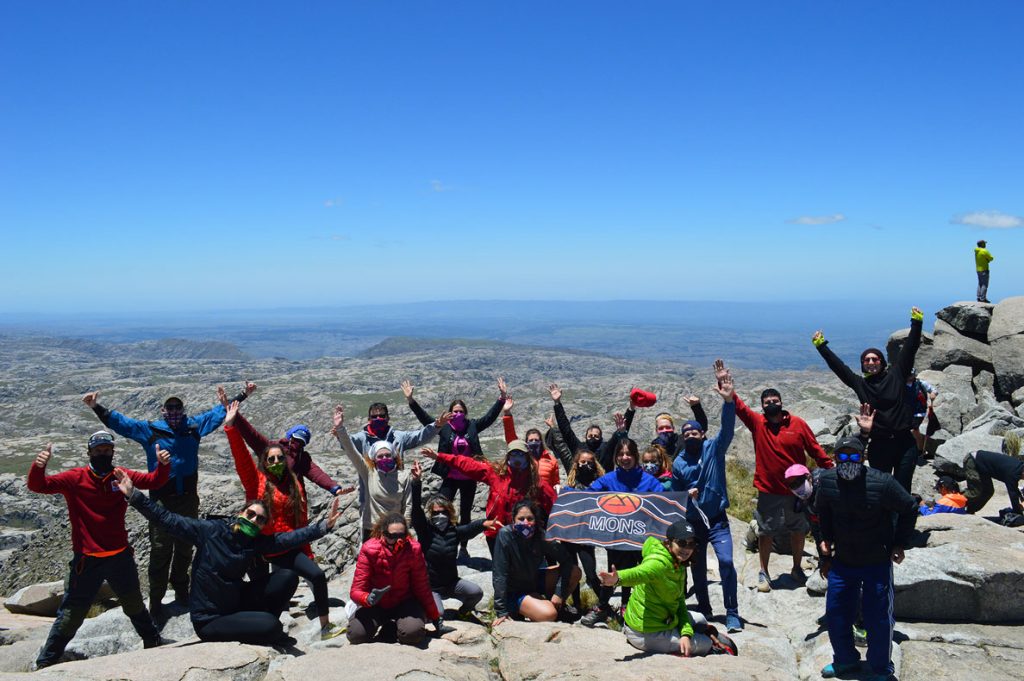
671, 400, 736, 523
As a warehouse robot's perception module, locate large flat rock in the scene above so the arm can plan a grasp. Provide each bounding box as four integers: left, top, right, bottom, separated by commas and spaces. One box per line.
936, 301, 994, 339
31, 642, 271, 680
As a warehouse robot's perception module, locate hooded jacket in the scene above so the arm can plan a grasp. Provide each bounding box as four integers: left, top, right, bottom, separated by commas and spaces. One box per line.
919, 492, 967, 515
128, 490, 326, 627
351, 536, 439, 621
671, 399, 736, 522
618, 536, 694, 637
410, 480, 486, 590
231, 413, 342, 494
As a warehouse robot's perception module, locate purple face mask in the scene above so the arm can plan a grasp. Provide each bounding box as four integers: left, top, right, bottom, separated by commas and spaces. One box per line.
449, 412, 467, 432
375, 456, 397, 473
369, 418, 389, 438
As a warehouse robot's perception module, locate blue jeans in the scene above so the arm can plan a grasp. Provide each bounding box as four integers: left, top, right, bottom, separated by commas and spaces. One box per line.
826, 559, 894, 675
690, 513, 738, 617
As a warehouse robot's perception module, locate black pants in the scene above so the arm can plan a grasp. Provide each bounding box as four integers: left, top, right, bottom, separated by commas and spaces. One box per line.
37, 550, 158, 667
438, 477, 478, 529
346, 599, 427, 646
148, 487, 199, 603
562, 542, 600, 606
867, 431, 917, 492
267, 549, 329, 617
194, 569, 299, 645
598, 548, 640, 609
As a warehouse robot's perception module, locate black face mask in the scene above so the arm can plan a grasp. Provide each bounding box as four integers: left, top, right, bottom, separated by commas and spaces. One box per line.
683, 438, 702, 456
837, 461, 864, 481
90, 455, 114, 476
763, 403, 783, 417
430, 515, 450, 533
585, 437, 603, 452
654, 432, 677, 451
576, 462, 596, 481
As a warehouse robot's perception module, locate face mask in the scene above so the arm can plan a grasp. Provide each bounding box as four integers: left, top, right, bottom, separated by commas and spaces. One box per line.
375, 457, 396, 473
792, 479, 813, 500
527, 441, 542, 458
683, 438, 702, 456
235, 517, 261, 538
266, 462, 285, 478
449, 412, 467, 431
642, 461, 660, 475
508, 453, 528, 470
430, 514, 450, 532
369, 417, 389, 438
514, 522, 535, 539
164, 411, 186, 429
655, 432, 677, 451
89, 455, 114, 476
585, 437, 602, 452
763, 403, 783, 417
837, 461, 864, 481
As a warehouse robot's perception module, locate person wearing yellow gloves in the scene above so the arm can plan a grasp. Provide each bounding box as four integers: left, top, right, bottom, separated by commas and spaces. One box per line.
975, 239, 993, 303
811, 307, 924, 492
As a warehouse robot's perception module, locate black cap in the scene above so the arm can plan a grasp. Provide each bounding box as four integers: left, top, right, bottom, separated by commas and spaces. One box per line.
665, 520, 695, 542
935, 475, 960, 493
834, 436, 866, 455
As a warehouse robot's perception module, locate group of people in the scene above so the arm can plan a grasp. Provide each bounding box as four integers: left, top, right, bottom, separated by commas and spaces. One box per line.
25, 304, 1024, 678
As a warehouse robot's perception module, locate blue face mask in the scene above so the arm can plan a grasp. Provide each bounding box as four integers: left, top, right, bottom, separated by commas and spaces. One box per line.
642, 461, 660, 475
508, 453, 528, 470
514, 522, 535, 539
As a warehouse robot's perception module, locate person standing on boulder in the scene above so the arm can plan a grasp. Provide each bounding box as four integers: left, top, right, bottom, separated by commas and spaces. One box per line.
815, 435, 918, 680
82, 384, 254, 617
975, 239, 993, 303
812, 306, 924, 492
28, 435, 169, 669
735, 387, 833, 593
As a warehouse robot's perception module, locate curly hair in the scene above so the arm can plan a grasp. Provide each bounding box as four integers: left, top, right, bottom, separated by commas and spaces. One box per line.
370, 512, 408, 539
259, 445, 304, 528
566, 449, 606, 488
642, 444, 671, 475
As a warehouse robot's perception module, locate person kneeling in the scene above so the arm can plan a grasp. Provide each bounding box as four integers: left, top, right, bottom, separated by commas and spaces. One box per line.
491, 500, 581, 626
347, 513, 440, 645
599, 521, 730, 658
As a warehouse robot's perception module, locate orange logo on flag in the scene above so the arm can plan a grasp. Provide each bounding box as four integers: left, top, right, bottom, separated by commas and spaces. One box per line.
597, 493, 643, 515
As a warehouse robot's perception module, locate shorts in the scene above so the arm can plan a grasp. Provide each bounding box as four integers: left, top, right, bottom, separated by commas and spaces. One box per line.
754, 492, 808, 537
508, 569, 549, 617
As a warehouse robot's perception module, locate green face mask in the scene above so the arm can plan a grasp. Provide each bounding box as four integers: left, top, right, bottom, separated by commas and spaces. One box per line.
267, 462, 285, 478
235, 516, 261, 538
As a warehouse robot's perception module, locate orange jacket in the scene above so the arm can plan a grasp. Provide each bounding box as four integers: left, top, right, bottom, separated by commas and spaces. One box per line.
502, 414, 561, 488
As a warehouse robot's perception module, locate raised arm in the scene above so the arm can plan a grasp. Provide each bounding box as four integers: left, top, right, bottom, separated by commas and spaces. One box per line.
689, 397, 709, 433
502, 403, 518, 444
231, 412, 271, 457
812, 331, 861, 391
550, 385, 583, 455
125, 485, 204, 545
402, 380, 436, 426
409, 466, 430, 538
83, 391, 152, 444
128, 445, 171, 489
710, 361, 736, 460
331, 405, 368, 478
891, 308, 924, 381
26, 445, 74, 494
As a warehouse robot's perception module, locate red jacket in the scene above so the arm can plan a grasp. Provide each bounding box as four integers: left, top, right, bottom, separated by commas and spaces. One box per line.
434, 451, 556, 538
27, 461, 168, 555
502, 414, 561, 488
226, 426, 310, 557
351, 537, 439, 620
735, 396, 833, 495
232, 413, 341, 494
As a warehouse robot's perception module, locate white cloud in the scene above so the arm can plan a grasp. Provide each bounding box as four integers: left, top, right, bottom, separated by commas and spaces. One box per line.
951, 210, 1024, 229
430, 179, 453, 193
786, 213, 846, 226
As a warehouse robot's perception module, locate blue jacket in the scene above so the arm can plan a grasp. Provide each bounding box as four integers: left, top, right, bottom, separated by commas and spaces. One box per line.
590, 466, 663, 493
671, 400, 736, 523
95, 403, 227, 494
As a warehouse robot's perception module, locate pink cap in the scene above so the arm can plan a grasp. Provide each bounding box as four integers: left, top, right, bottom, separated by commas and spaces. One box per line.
784, 463, 811, 479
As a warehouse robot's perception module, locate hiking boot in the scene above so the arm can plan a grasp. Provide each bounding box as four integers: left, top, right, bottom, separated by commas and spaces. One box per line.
725, 613, 743, 632
320, 622, 346, 641
790, 566, 807, 584
757, 570, 772, 592
173, 589, 189, 606
580, 606, 612, 628
143, 636, 166, 649
821, 661, 860, 678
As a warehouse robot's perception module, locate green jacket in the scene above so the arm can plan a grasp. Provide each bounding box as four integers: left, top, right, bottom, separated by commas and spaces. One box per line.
975, 247, 993, 271
617, 536, 694, 637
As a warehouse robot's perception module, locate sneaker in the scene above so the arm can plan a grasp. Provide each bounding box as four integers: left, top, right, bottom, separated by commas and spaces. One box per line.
558, 604, 580, 624
821, 661, 860, 678
143, 636, 167, 649
580, 606, 612, 628
725, 613, 743, 632
790, 566, 807, 583
757, 571, 772, 592
853, 624, 868, 646
320, 622, 346, 641
173, 590, 189, 606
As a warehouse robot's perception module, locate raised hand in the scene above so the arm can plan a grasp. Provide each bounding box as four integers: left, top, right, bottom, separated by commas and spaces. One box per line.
497, 376, 508, 399
548, 383, 562, 402
613, 412, 626, 431
628, 387, 639, 409
243, 381, 257, 396
713, 359, 731, 387
812, 330, 826, 347
501, 397, 514, 415
598, 565, 618, 587
910, 306, 924, 322
545, 414, 555, 429
82, 391, 100, 408
34, 444, 52, 469
854, 403, 875, 433
155, 444, 171, 466
401, 380, 414, 401
435, 411, 452, 428
224, 400, 240, 426
712, 361, 734, 402
216, 385, 228, 407
325, 496, 342, 530
686, 395, 701, 407
113, 468, 134, 497
411, 460, 422, 481
420, 446, 438, 460
331, 405, 345, 435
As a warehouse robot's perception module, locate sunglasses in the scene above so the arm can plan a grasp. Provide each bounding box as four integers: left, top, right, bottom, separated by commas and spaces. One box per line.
384, 531, 407, 540
836, 451, 863, 463
862, 357, 882, 365
266, 454, 285, 464
244, 508, 268, 524
675, 539, 698, 549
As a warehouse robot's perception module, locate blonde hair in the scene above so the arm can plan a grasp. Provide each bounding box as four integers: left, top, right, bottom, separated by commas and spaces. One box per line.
655, 413, 675, 428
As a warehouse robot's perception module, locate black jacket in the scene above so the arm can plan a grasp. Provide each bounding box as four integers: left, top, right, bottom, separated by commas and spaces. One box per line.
554, 402, 636, 472
816, 467, 918, 567
409, 398, 504, 478
411, 481, 486, 590
492, 525, 573, 618
974, 450, 1024, 510
816, 319, 922, 435
128, 490, 326, 626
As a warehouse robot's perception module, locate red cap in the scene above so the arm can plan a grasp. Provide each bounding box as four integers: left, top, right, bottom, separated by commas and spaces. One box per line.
630, 388, 657, 408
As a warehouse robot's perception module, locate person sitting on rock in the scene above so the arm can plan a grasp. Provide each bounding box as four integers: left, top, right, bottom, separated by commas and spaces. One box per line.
811, 307, 924, 493
491, 499, 581, 626
641, 444, 674, 491
598, 520, 728, 657
919, 475, 968, 516
224, 384, 350, 498
420, 439, 557, 556
333, 405, 419, 542
347, 512, 440, 646
581, 437, 664, 628
27, 435, 169, 669
82, 384, 254, 617
225, 401, 351, 641
501, 396, 561, 488
119, 468, 343, 646
403, 377, 508, 561
556, 448, 608, 613
958, 449, 1024, 517
410, 461, 493, 624
670, 359, 741, 632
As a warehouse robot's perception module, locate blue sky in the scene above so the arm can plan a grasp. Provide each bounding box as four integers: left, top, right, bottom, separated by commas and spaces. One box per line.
2, 1, 1022, 313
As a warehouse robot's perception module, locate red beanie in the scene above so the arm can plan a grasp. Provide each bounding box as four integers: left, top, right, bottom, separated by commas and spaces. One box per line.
630, 388, 658, 408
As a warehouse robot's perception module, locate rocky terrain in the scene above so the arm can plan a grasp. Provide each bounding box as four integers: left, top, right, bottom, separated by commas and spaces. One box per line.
1, 298, 1023, 679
